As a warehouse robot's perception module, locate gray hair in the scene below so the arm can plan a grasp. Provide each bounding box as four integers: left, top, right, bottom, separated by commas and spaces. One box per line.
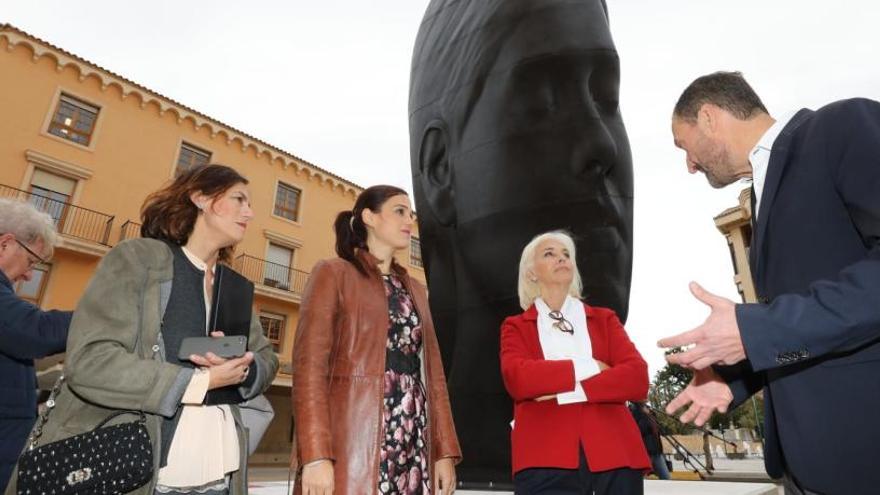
0, 198, 59, 257
517, 230, 583, 310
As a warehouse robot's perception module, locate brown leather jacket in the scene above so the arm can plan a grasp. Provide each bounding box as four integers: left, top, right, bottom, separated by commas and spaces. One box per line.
291, 250, 461, 493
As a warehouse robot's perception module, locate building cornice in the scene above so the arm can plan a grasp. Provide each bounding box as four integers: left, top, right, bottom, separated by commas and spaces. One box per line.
263, 229, 304, 249
1, 23, 361, 198
25, 149, 94, 180
713, 187, 753, 232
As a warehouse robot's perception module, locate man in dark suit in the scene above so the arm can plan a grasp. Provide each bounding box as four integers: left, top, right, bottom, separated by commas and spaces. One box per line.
658, 71, 880, 495
0, 198, 71, 491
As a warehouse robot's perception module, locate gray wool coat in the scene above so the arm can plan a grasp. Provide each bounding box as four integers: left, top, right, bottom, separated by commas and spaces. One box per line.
4, 238, 279, 495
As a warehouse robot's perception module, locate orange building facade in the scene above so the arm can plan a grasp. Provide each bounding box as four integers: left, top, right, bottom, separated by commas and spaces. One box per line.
0, 24, 425, 463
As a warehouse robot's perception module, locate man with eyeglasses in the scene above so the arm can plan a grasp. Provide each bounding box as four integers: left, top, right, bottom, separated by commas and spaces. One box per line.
0, 198, 71, 492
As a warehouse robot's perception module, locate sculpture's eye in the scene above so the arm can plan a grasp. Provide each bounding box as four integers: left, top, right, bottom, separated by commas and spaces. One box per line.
587, 54, 621, 115
506, 67, 558, 119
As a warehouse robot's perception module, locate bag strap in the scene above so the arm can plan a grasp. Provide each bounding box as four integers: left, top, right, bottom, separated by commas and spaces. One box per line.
26, 375, 147, 451
94, 409, 148, 429
26, 374, 65, 451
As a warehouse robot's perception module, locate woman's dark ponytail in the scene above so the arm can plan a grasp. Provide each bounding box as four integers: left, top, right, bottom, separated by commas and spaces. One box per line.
334, 209, 367, 274
334, 184, 407, 276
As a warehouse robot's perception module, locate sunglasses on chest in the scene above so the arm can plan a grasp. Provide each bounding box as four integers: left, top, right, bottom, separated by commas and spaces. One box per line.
548, 311, 574, 335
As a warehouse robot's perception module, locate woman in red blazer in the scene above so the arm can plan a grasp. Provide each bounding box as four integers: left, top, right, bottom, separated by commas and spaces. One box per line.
500, 230, 650, 494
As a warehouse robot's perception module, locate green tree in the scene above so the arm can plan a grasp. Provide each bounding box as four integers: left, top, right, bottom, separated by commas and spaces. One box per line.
649, 348, 764, 438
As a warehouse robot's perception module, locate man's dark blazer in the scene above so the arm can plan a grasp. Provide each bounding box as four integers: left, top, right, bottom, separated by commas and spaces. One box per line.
0, 270, 70, 491
722, 98, 880, 495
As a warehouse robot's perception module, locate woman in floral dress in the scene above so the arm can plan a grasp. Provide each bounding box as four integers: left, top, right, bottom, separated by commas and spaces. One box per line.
292, 185, 461, 495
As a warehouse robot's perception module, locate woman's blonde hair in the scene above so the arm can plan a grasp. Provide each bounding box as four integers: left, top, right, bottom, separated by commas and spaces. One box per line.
517, 230, 583, 310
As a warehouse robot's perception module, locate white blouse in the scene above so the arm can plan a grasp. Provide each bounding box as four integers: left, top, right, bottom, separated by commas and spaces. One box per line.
534, 296, 600, 404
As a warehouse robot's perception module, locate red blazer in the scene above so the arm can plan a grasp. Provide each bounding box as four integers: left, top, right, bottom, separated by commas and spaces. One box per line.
500, 302, 650, 474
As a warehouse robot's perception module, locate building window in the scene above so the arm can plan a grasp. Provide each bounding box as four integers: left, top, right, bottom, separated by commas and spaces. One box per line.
258, 312, 286, 352
410, 236, 423, 268
16, 264, 51, 305
274, 182, 302, 222
176, 142, 212, 174
263, 243, 293, 290
47, 94, 100, 146
29, 169, 76, 228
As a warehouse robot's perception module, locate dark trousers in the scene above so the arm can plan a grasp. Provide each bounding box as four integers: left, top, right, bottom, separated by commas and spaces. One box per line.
0, 418, 34, 493
0, 461, 14, 495
514, 448, 643, 495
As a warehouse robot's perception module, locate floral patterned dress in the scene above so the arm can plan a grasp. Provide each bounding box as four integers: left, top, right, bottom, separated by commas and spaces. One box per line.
378, 274, 430, 494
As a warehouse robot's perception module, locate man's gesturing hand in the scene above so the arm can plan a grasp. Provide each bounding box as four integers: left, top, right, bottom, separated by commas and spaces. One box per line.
657, 282, 747, 370
665, 368, 734, 427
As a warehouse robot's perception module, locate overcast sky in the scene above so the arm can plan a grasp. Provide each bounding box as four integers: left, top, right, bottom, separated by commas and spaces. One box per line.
5, 0, 880, 375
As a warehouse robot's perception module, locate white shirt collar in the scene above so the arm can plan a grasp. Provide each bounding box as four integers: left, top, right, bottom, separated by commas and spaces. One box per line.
747, 111, 795, 219
181, 246, 215, 273
535, 294, 579, 318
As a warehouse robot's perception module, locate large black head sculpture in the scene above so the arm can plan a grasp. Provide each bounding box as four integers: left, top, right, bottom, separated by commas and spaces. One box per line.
409, 0, 633, 483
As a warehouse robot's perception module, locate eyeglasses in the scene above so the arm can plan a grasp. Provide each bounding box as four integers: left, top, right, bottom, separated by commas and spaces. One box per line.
548, 311, 574, 335
15, 239, 47, 267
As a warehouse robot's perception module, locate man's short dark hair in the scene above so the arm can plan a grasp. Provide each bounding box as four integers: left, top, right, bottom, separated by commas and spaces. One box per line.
673, 71, 768, 122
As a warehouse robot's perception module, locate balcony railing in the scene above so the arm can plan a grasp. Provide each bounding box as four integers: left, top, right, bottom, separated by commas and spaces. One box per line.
1, 184, 114, 246
234, 254, 309, 297
410, 237, 423, 268
119, 220, 142, 242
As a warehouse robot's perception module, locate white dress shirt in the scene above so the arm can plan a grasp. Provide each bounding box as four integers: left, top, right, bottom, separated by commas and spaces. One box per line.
534, 296, 600, 404
748, 111, 796, 219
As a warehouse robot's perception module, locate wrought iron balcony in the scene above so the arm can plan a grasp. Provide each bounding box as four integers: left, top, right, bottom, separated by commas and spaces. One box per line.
234, 254, 309, 297
1, 183, 114, 246
119, 220, 142, 242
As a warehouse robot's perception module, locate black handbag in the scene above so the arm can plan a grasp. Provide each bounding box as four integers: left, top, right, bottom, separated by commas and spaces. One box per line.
16, 376, 154, 495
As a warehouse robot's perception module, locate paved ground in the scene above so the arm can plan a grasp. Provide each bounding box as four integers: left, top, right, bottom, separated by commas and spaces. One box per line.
671, 456, 769, 474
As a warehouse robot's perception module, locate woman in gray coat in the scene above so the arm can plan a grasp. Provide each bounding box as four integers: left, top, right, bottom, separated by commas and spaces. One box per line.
4, 164, 278, 495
